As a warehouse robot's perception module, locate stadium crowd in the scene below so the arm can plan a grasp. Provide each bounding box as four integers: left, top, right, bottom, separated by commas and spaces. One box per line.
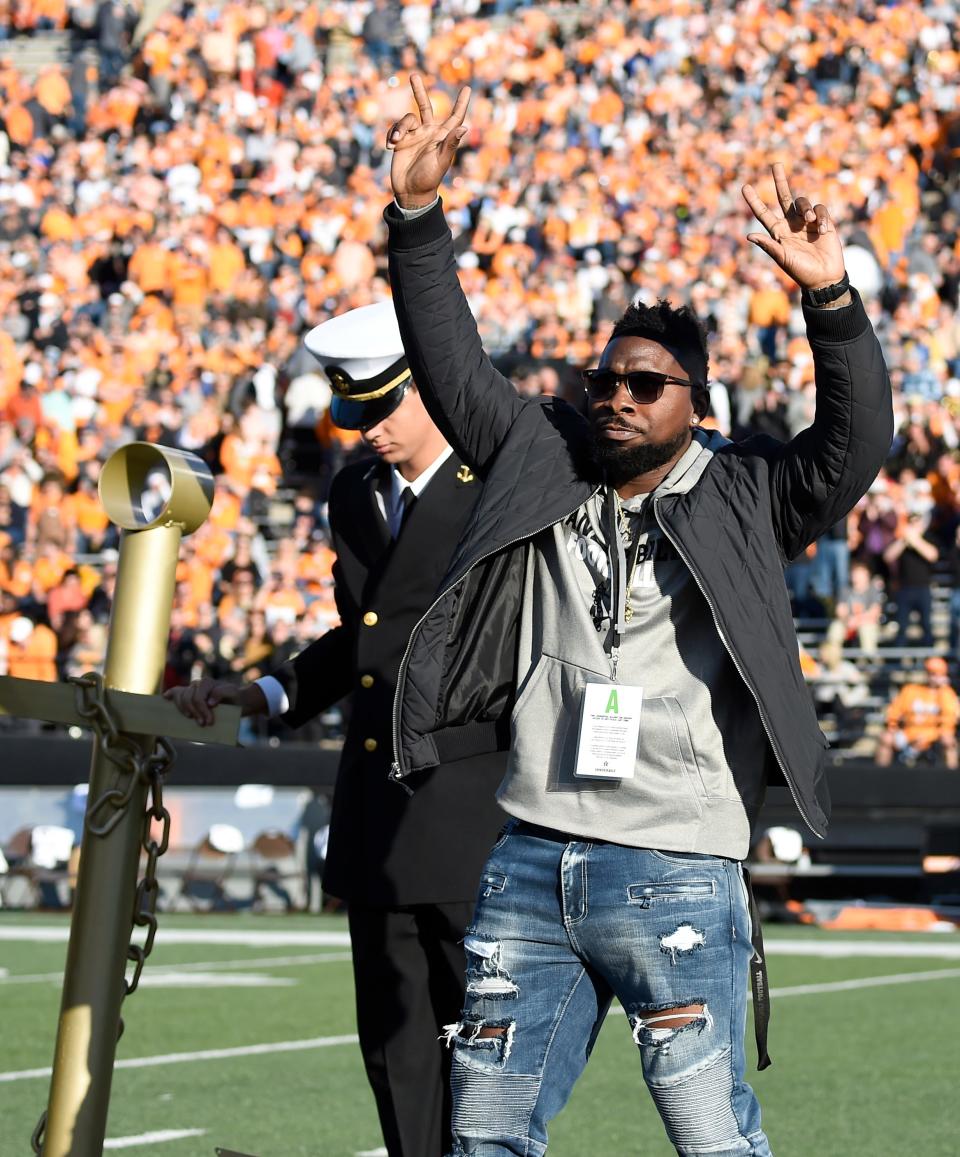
1, 0, 959, 755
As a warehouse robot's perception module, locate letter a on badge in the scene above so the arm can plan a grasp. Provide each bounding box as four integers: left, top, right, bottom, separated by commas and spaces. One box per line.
605, 689, 619, 714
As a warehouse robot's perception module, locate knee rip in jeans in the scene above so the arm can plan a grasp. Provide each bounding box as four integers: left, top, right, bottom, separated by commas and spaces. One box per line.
441, 1017, 516, 1063
463, 932, 519, 999
659, 923, 705, 965
630, 999, 713, 1050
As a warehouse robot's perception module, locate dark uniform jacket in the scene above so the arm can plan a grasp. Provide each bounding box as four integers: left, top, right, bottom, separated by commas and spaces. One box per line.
273, 452, 508, 905
382, 199, 894, 841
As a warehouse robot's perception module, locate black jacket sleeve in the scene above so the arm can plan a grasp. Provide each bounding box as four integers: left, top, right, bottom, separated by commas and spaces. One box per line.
385, 199, 526, 476
768, 290, 893, 561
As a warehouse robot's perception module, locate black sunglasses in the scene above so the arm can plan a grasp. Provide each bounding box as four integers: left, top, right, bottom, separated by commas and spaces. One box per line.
582, 369, 703, 404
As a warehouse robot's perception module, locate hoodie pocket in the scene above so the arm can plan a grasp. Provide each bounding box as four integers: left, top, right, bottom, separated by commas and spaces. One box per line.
510, 659, 707, 813
635, 696, 705, 817
510, 653, 620, 793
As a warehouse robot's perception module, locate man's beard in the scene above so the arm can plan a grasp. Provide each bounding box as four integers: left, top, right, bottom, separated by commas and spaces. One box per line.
588, 427, 691, 488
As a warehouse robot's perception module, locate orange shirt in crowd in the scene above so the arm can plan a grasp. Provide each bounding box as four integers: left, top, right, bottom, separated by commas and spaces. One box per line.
0, 556, 33, 599
32, 549, 73, 593
886, 683, 960, 750
749, 287, 792, 328
7, 623, 59, 682
129, 243, 173, 294
208, 239, 246, 293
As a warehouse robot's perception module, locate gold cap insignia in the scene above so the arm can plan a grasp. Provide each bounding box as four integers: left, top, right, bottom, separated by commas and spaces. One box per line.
456, 465, 476, 484
328, 368, 349, 395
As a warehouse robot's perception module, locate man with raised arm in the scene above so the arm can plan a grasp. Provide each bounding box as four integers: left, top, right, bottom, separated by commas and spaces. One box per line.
381, 76, 892, 1156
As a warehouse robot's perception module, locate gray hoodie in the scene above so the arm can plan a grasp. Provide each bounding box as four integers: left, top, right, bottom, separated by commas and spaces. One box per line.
497, 429, 771, 859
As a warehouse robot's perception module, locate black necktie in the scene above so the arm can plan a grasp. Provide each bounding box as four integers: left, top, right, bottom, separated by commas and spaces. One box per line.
397, 487, 417, 535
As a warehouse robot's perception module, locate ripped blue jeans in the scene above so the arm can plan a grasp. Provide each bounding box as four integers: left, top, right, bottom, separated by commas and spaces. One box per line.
444, 822, 771, 1156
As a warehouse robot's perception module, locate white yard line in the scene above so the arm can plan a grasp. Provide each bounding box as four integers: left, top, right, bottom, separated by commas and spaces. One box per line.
0, 951, 353, 986
2, 926, 957, 956
764, 937, 960, 959
767, 966, 960, 997
0, 927, 351, 947
104, 1129, 207, 1149
136, 973, 298, 988
0, 1035, 360, 1084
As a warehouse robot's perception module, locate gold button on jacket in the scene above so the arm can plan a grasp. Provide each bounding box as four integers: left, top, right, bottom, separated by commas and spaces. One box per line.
362, 611, 378, 627
364, 738, 378, 753
360, 674, 375, 688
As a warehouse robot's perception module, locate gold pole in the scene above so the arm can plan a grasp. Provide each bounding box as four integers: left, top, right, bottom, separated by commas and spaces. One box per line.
42, 444, 213, 1156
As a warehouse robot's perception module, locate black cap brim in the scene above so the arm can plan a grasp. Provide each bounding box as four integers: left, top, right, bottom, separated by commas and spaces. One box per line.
330, 381, 410, 431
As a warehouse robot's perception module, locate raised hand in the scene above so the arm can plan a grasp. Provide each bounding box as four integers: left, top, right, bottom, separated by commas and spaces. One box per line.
741, 163, 846, 291
386, 74, 471, 210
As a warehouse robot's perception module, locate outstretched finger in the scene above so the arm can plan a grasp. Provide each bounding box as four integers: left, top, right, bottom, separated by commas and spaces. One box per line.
742, 184, 782, 234
746, 232, 784, 262
387, 113, 421, 149
444, 85, 472, 127
772, 162, 794, 217
409, 73, 435, 124
438, 125, 469, 167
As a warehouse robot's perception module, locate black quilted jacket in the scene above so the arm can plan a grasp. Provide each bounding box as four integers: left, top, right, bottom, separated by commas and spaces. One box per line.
384, 200, 893, 838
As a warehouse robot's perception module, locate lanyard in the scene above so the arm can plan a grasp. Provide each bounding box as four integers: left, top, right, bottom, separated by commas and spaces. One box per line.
604, 486, 644, 682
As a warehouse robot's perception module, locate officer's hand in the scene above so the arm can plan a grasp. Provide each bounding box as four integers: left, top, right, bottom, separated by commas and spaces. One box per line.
386, 74, 471, 210
164, 679, 266, 727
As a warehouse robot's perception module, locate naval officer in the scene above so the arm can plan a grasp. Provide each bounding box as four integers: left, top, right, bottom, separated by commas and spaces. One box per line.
167, 300, 508, 1156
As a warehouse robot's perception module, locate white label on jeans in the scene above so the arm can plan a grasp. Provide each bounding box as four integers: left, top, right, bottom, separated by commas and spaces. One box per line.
574, 683, 643, 779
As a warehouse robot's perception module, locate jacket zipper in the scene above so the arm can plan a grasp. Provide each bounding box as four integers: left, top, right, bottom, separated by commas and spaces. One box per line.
390, 488, 601, 784
653, 497, 823, 838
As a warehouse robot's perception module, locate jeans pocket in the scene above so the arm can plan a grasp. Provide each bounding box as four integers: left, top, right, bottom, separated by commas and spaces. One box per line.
478, 870, 507, 900
627, 880, 716, 904
489, 818, 517, 854
650, 849, 727, 865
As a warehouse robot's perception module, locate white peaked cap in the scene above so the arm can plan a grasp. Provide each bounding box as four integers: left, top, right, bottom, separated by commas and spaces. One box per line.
303, 299, 406, 382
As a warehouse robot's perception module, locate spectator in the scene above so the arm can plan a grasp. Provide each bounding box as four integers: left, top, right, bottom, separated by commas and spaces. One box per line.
827, 560, 885, 654
0, 481, 26, 545
945, 523, 960, 660
810, 640, 871, 735
28, 473, 75, 553
875, 656, 960, 769
94, 0, 134, 92
6, 615, 58, 682
47, 567, 87, 633
853, 477, 900, 578
362, 0, 403, 72
810, 517, 850, 608
62, 607, 107, 677
884, 505, 940, 646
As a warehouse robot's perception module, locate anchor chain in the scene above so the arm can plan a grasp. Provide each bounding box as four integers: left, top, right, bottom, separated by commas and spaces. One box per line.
31, 673, 176, 1154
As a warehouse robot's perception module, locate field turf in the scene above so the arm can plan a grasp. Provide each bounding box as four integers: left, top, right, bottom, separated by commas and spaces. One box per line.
1, 912, 958, 1156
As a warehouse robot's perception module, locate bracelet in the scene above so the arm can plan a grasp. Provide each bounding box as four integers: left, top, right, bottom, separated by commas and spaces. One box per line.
801, 272, 850, 307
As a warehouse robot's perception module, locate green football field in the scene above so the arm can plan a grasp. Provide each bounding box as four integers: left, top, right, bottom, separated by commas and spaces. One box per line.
2, 912, 958, 1156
